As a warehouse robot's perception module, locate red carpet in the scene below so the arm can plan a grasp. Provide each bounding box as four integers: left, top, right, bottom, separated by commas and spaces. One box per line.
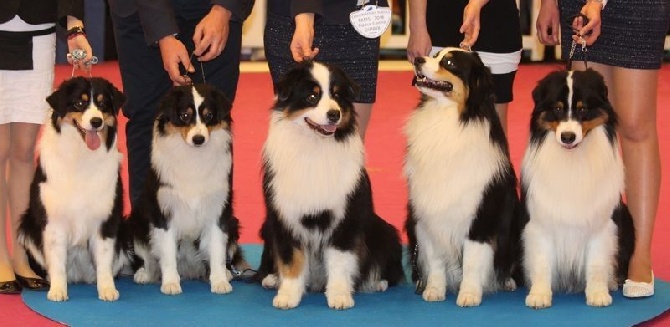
2, 62, 669, 326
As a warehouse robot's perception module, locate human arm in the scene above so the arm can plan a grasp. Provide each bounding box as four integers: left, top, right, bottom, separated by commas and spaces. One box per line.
57, 0, 94, 70
406, 0, 432, 63
536, 0, 561, 45
288, 1, 324, 62
459, 0, 489, 49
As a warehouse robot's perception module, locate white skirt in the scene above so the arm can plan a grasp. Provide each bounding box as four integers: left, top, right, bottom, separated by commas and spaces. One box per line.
0, 16, 56, 125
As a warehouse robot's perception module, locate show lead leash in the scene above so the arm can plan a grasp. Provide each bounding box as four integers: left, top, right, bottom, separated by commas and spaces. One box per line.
67, 49, 99, 77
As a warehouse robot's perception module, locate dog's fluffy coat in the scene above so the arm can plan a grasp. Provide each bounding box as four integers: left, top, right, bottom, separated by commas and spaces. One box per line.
521, 69, 635, 308
256, 61, 405, 310
18, 77, 127, 301
125, 84, 246, 295
405, 48, 522, 306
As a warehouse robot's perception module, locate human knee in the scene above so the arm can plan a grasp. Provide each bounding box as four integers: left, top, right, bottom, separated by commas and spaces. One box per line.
618, 117, 657, 143
10, 142, 37, 165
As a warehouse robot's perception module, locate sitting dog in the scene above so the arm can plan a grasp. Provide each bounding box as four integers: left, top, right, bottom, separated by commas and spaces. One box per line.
256, 61, 405, 310
124, 84, 249, 295
405, 48, 522, 306
521, 69, 635, 308
18, 77, 127, 301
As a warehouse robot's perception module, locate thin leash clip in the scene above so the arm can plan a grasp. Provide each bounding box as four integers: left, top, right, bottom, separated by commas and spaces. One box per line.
67, 49, 98, 77
181, 51, 206, 85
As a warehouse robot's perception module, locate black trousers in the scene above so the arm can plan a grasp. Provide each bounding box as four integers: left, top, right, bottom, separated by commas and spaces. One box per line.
110, 5, 242, 206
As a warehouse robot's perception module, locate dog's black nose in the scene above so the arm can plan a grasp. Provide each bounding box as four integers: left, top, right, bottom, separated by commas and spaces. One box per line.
192, 135, 205, 145
413, 57, 426, 68
326, 110, 340, 123
561, 132, 576, 144
90, 117, 103, 128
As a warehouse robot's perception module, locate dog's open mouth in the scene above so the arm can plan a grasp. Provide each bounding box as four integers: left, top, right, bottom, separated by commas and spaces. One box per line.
305, 117, 337, 136
412, 73, 454, 92
72, 120, 102, 151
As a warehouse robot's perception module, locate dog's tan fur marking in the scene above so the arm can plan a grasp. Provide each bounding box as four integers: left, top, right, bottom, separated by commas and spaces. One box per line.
278, 248, 305, 279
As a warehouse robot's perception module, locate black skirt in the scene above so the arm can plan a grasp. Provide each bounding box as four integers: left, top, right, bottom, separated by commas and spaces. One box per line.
560, 0, 669, 70
264, 12, 381, 103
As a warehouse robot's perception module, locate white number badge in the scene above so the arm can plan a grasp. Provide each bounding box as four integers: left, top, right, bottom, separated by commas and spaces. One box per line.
349, 4, 392, 39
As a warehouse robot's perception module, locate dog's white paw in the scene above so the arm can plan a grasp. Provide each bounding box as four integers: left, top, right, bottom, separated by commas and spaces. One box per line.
160, 282, 182, 295
327, 294, 355, 310
226, 269, 233, 282
98, 287, 120, 301
47, 287, 68, 302
211, 280, 233, 294
133, 268, 153, 284
376, 280, 388, 292
586, 290, 612, 307
526, 292, 552, 309
502, 278, 517, 291
262, 274, 279, 289
422, 286, 446, 302
273, 293, 301, 310
456, 292, 482, 307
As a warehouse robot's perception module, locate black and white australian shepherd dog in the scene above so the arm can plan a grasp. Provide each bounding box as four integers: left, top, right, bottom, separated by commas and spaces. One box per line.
18, 77, 127, 301
124, 84, 249, 295
255, 61, 405, 310
521, 69, 635, 308
405, 47, 522, 306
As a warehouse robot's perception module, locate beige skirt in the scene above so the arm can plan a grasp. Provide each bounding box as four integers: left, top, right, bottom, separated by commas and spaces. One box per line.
0, 16, 56, 125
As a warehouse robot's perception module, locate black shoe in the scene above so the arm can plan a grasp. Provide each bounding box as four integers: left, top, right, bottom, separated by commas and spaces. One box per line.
0, 280, 22, 294
15, 275, 49, 291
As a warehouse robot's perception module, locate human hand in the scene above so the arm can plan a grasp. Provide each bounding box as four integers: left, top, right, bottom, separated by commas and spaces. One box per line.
406, 29, 432, 63
158, 35, 194, 86
573, 0, 603, 46
67, 34, 94, 72
193, 5, 231, 62
536, 0, 561, 45
459, 0, 488, 49
290, 13, 319, 62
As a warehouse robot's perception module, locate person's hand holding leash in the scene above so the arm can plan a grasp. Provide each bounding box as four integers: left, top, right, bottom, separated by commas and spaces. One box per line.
291, 13, 319, 62
193, 5, 231, 62
158, 35, 194, 86
536, 0, 561, 45
459, 0, 488, 50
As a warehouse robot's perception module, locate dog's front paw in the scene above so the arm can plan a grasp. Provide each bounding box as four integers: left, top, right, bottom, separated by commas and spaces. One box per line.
98, 287, 120, 301
502, 278, 517, 291
376, 280, 388, 292
327, 294, 355, 310
586, 290, 612, 307
211, 280, 233, 294
422, 286, 446, 302
133, 267, 154, 284
456, 292, 482, 307
526, 292, 552, 309
273, 293, 301, 310
262, 274, 279, 289
47, 287, 68, 302
160, 282, 182, 295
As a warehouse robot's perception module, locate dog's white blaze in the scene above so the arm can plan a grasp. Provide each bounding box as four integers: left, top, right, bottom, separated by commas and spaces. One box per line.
567, 71, 574, 110
264, 111, 364, 237
187, 87, 210, 145
521, 125, 623, 292
152, 127, 232, 238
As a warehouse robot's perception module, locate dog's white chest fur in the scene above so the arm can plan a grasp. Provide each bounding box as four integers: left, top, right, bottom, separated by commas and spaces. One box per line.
151, 129, 232, 237
264, 112, 364, 225
405, 101, 505, 229
522, 127, 624, 229
38, 123, 121, 244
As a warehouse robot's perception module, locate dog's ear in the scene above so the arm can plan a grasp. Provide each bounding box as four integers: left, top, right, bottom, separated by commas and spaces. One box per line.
211, 87, 233, 122
108, 82, 126, 115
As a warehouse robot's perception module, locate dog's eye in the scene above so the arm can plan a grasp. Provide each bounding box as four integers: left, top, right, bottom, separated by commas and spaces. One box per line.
179, 112, 192, 123
552, 106, 563, 114
306, 94, 319, 106
73, 100, 86, 110
202, 111, 214, 123
577, 106, 588, 114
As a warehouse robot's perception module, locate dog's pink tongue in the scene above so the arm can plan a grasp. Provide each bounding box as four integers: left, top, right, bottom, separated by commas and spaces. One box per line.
86, 131, 101, 150
323, 125, 337, 133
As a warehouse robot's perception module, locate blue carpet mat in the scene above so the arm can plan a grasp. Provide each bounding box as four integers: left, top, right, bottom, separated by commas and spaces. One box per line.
23, 245, 670, 327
